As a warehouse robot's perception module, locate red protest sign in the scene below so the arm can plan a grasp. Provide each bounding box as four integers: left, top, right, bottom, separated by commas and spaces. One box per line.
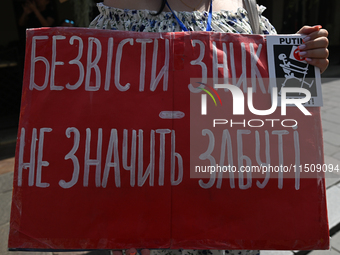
8, 27, 329, 251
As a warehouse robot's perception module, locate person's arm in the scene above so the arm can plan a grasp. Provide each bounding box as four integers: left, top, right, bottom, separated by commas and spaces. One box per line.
18, 2, 32, 27
29, 1, 55, 27
297, 25, 329, 74
33, 10, 55, 27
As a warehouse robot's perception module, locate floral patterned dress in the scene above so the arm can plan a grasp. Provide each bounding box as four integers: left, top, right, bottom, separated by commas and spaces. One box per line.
89, 2, 276, 35
89, 3, 276, 255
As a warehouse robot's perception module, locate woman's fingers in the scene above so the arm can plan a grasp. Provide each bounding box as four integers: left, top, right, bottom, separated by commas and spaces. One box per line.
299, 46, 329, 73
305, 58, 329, 74
299, 47, 329, 60
297, 25, 321, 35
112, 248, 150, 255
296, 25, 329, 74
112, 250, 123, 255
302, 28, 329, 42
141, 249, 151, 255
126, 248, 138, 255
300, 36, 329, 50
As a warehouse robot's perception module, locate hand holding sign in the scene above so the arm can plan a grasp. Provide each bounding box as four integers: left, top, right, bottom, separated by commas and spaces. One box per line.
112, 248, 150, 255
297, 25, 329, 73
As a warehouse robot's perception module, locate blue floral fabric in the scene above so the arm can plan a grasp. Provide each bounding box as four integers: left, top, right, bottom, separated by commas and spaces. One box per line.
147, 250, 260, 255
89, 2, 276, 35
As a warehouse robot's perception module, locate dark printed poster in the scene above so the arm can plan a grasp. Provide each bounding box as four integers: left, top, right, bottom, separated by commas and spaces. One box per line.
267, 35, 322, 106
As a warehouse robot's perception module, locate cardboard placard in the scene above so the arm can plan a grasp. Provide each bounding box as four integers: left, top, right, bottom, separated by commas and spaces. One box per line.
8, 28, 329, 251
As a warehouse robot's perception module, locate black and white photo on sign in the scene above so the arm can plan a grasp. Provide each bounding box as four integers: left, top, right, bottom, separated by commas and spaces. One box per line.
266, 35, 323, 107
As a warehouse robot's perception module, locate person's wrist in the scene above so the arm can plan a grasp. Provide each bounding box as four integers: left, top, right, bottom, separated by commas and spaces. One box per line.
33, 8, 39, 15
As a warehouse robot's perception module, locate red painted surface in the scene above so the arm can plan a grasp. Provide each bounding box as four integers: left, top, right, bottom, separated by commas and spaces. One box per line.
8, 28, 329, 251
